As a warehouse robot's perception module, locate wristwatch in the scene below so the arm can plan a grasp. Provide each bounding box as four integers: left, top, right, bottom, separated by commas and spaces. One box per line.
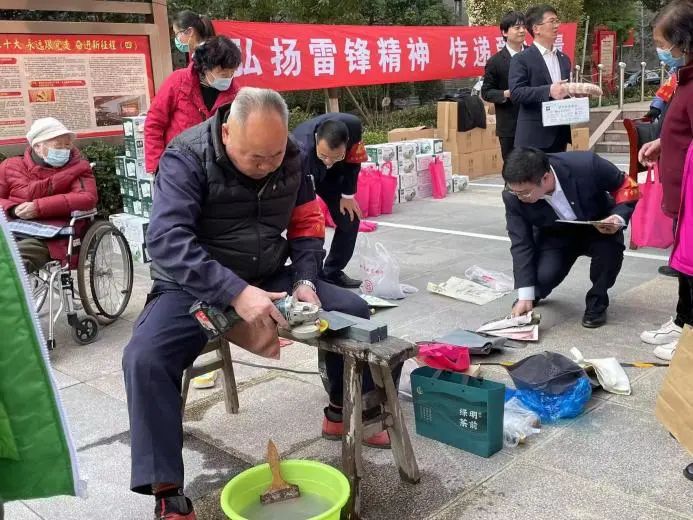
293, 279, 317, 293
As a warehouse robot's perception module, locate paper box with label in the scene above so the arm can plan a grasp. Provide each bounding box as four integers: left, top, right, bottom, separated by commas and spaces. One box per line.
542, 97, 590, 127
398, 172, 418, 203
452, 175, 470, 192
444, 129, 484, 154
436, 151, 452, 167
395, 141, 418, 161
416, 138, 443, 155
416, 170, 432, 188
483, 149, 503, 175
454, 152, 487, 178
398, 157, 417, 175
124, 157, 145, 180
414, 183, 434, 200
437, 101, 459, 134
482, 124, 498, 150
569, 127, 590, 151
138, 179, 153, 202
388, 126, 436, 142
416, 154, 435, 173
109, 213, 151, 263
125, 137, 145, 161
115, 156, 127, 178
122, 116, 146, 139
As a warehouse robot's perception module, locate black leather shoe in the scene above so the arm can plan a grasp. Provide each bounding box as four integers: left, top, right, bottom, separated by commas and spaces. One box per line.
684, 463, 693, 482
659, 265, 679, 277
582, 310, 607, 328
324, 271, 362, 288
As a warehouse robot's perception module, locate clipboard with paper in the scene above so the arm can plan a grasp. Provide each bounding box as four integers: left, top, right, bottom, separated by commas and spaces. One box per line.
542, 97, 590, 127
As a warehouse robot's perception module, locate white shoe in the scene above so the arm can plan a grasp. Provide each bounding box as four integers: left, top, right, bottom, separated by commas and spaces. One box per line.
640, 318, 682, 345
653, 341, 678, 361
192, 370, 218, 389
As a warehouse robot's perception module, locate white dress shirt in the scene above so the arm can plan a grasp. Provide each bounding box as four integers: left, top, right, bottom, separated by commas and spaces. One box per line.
533, 41, 562, 84
507, 45, 520, 58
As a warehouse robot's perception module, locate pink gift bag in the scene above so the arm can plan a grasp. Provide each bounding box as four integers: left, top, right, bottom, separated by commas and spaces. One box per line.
365, 165, 383, 217
379, 161, 398, 215
631, 164, 674, 249
355, 171, 371, 219
429, 157, 447, 199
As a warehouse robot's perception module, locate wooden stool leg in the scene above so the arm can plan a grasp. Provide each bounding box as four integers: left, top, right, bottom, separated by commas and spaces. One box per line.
342, 356, 363, 520
218, 340, 240, 414
370, 362, 421, 484
181, 369, 192, 416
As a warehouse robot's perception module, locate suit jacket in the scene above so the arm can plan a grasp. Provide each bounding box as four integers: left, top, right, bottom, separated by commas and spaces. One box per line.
292, 113, 363, 196
503, 151, 637, 289
508, 44, 572, 150
481, 46, 520, 138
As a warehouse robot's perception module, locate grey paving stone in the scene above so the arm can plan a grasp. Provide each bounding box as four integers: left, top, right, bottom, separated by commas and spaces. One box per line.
610, 367, 668, 413
290, 400, 514, 520
0, 502, 42, 520
184, 377, 327, 465
527, 402, 693, 516
58, 383, 130, 450
432, 462, 689, 520
51, 368, 80, 389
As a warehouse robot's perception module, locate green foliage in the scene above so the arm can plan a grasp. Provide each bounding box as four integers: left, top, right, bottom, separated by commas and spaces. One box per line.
583, 0, 638, 43
362, 130, 389, 145
467, 0, 584, 26
288, 107, 318, 131
79, 141, 124, 217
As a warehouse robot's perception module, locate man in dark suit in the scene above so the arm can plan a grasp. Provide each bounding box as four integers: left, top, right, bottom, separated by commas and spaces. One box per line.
503, 148, 640, 328
292, 113, 367, 288
481, 11, 527, 161
509, 4, 572, 152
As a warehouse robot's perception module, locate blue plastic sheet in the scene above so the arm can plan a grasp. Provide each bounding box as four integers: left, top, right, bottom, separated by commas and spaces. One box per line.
506, 377, 592, 423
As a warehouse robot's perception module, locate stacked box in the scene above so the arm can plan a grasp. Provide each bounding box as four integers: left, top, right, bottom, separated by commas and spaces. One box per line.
365, 144, 397, 164
395, 141, 418, 161
415, 138, 444, 155
109, 213, 150, 264
122, 116, 146, 162
115, 151, 154, 218
452, 175, 470, 192
387, 126, 435, 142
569, 127, 590, 151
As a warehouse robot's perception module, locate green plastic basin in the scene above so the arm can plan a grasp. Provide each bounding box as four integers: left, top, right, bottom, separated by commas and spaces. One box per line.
220, 460, 350, 520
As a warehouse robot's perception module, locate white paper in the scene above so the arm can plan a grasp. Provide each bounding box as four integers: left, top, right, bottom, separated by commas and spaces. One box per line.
427, 277, 505, 305
542, 97, 590, 127
360, 294, 399, 308
477, 312, 534, 332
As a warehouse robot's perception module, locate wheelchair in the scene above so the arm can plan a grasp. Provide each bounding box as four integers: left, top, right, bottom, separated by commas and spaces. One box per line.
26, 209, 134, 349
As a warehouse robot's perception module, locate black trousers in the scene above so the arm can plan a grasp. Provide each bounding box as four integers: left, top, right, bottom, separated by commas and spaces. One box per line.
315, 179, 360, 278
499, 136, 515, 162
675, 274, 693, 328
534, 227, 625, 315
122, 269, 390, 494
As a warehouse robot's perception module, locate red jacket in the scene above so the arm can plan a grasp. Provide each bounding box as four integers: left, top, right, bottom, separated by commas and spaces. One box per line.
660, 62, 693, 217
144, 63, 240, 173
0, 148, 98, 263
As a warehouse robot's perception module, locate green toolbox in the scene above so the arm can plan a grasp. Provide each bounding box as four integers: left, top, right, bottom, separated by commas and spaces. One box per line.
411, 366, 505, 457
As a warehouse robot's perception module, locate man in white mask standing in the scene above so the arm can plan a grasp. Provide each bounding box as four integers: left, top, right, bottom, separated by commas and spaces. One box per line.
0, 117, 98, 272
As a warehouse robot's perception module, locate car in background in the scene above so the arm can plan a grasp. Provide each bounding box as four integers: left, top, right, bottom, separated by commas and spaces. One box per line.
624, 70, 661, 90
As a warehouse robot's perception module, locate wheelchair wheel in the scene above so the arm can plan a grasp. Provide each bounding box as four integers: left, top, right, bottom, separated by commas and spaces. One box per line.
71, 316, 99, 345
30, 269, 50, 312
77, 220, 134, 325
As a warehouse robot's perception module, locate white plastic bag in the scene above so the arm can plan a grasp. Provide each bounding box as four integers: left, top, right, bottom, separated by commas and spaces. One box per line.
570, 348, 631, 395
358, 236, 416, 299
398, 358, 420, 401
464, 265, 514, 293
503, 397, 541, 447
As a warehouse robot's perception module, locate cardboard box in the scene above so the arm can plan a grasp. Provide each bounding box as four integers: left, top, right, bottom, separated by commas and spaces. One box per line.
398, 158, 417, 175
415, 138, 443, 155
416, 170, 432, 188
443, 128, 484, 154
115, 156, 127, 178
138, 179, 153, 202
109, 213, 150, 263
379, 160, 399, 177
453, 152, 487, 178
398, 172, 418, 203
125, 137, 145, 160
436, 151, 453, 167
388, 126, 435, 142
437, 101, 458, 135
415, 154, 435, 173
483, 149, 504, 175
122, 116, 146, 139
452, 175, 470, 192
124, 157, 145, 180
481, 124, 499, 151
414, 183, 433, 200
395, 141, 418, 161
365, 144, 397, 164
570, 127, 590, 151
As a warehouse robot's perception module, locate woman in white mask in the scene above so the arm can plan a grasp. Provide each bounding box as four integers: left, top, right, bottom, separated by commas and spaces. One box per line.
171, 10, 215, 56
0, 117, 97, 272
144, 36, 241, 175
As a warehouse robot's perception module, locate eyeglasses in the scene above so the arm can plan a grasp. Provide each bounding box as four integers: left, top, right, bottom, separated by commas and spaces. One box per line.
536, 18, 561, 27
507, 183, 542, 200
315, 136, 345, 163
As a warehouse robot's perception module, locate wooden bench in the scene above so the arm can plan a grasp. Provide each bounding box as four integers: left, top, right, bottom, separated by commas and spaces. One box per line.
181, 338, 240, 415
307, 335, 421, 520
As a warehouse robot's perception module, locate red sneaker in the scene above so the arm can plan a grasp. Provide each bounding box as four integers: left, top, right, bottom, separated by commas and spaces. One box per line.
155, 495, 197, 519
322, 416, 391, 449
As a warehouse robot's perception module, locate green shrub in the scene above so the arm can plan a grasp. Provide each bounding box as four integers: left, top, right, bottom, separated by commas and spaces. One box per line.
79, 141, 124, 218
288, 107, 318, 131
362, 130, 389, 145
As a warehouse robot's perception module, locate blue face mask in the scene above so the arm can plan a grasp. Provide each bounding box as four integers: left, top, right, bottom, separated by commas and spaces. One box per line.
656, 46, 685, 69
174, 36, 189, 53
45, 148, 71, 167
210, 76, 233, 91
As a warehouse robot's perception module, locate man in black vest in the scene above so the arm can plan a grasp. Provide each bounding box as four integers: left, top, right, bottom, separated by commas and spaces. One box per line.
292, 113, 366, 288
503, 148, 639, 328
122, 88, 391, 520
481, 11, 526, 161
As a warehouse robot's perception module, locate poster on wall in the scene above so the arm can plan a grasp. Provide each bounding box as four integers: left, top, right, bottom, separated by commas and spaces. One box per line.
0, 34, 155, 145
213, 20, 578, 92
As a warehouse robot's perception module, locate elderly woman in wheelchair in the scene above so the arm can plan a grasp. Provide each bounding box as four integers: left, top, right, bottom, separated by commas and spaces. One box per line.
0, 117, 133, 347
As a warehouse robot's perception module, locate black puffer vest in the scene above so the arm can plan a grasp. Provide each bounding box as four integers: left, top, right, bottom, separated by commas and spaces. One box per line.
152, 108, 303, 284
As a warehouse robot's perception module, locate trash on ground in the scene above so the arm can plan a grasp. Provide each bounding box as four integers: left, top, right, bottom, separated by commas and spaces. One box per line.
436, 329, 506, 355
464, 265, 514, 293
476, 311, 540, 341
358, 236, 416, 299
427, 276, 505, 305
570, 347, 631, 395
503, 397, 541, 448
504, 351, 592, 423
416, 342, 471, 372
411, 366, 505, 457
360, 294, 399, 308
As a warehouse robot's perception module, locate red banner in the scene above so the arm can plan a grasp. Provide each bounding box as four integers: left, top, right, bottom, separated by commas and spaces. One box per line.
213, 21, 577, 92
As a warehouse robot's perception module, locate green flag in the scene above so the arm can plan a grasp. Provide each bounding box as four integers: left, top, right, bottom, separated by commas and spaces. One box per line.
0, 210, 83, 501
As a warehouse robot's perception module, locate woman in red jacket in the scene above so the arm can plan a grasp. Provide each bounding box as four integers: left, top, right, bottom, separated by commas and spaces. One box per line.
0, 117, 98, 271
144, 36, 241, 174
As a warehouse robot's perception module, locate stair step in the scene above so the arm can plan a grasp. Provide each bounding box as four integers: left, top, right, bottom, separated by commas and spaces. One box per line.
603, 129, 629, 143
595, 142, 631, 153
